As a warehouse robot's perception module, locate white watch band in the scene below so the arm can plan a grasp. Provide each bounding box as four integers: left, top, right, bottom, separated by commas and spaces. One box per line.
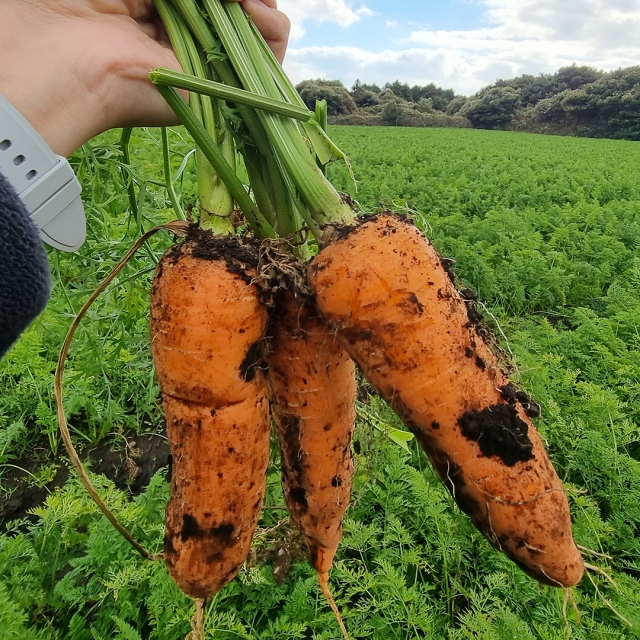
0, 94, 86, 252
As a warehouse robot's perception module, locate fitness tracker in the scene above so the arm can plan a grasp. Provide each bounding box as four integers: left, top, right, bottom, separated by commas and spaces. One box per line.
0, 94, 86, 252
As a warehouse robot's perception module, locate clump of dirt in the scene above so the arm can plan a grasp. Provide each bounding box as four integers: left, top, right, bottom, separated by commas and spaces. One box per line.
0, 434, 170, 526
458, 404, 535, 467
319, 210, 411, 245
500, 383, 542, 418
164, 226, 262, 286
189, 228, 260, 268
240, 341, 263, 383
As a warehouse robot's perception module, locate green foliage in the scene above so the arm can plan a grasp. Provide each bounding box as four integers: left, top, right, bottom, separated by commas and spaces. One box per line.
463, 64, 640, 141
3, 126, 640, 637
490, 65, 603, 109
0, 129, 190, 454
562, 67, 640, 140
295, 79, 467, 129
381, 80, 456, 112
313, 64, 639, 140
459, 87, 521, 130
296, 79, 358, 116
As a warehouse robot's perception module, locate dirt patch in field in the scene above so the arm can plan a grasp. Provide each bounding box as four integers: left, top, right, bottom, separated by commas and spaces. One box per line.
0, 433, 170, 525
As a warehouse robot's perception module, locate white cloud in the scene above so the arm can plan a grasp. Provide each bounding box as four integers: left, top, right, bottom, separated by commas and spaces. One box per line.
284, 0, 640, 95
285, 46, 496, 94
356, 5, 376, 17
278, 1, 374, 41
386, 20, 399, 27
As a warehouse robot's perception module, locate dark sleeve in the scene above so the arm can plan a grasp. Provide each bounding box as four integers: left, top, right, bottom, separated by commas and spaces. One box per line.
0, 172, 51, 359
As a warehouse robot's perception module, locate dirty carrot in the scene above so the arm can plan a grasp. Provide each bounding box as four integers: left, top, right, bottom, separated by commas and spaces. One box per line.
151, 230, 270, 598
266, 289, 356, 638
308, 214, 584, 588
156, 0, 583, 592
267, 290, 357, 572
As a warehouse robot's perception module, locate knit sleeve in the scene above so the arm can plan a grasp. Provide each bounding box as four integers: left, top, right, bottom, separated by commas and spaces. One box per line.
0, 172, 52, 359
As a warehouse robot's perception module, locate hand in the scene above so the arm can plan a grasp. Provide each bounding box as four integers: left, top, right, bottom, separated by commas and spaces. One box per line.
226, 0, 290, 65
0, 0, 290, 157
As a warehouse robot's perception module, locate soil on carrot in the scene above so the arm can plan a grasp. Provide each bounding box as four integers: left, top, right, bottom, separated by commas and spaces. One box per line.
278, 414, 308, 514
458, 404, 535, 467
160, 226, 263, 289
0, 433, 169, 525
500, 383, 542, 418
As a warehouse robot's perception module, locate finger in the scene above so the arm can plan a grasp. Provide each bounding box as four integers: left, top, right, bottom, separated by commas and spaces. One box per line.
136, 18, 159, 41
104, 32, 188, 129
227, 0, 278, 8
121, 0, 163, 20
236, 0, 290, 63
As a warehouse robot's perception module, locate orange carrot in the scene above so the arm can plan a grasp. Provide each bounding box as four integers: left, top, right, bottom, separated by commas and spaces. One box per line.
150, 230, 270, 599
266, 290, 357, 581
308, 214, 584, 588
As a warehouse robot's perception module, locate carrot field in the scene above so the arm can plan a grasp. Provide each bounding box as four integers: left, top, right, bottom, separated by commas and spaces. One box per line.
1, 126, 639, 638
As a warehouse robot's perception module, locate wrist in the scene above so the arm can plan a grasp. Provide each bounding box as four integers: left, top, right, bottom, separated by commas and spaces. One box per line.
0, 93, 87, 251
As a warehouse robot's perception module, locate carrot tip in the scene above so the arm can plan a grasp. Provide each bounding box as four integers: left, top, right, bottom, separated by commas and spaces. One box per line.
185, 598, 206, 640
317, 571, 350, 640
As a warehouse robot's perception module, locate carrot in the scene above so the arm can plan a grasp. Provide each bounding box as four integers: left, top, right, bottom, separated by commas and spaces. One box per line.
266, 290, 357, 577
150, 229, 270, 599
308, 214, 584, 588
266, 289, 356, 639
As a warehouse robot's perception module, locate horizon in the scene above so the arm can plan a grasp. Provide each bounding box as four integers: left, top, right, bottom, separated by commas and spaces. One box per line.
280, 0, 640, 97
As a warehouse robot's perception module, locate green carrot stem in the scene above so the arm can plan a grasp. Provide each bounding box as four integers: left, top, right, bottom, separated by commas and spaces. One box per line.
168, 0, 304, 237
248, 19, 307, 108
161, 127, 186, 220
178, 17, 217, 139
153, 0, 203, 122
179, 23, 236, 232
168, 0, 271, 144
244, 146, 276, 227
203, 0, 355, 229
157, 85, 275, 239
315, 100, 329, 133
196, 149, 234, 234
245, 15, 351, 172
118, 127, 138, 219
315, 100, 329, 176
156, 0, 235, 234
150, 69, 313, 121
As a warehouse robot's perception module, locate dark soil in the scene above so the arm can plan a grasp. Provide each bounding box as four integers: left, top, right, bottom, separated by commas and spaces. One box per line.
458, 404, 535, 467
500, 383, 542, 418
163, 225, 262, 287
0, 433, 170, 526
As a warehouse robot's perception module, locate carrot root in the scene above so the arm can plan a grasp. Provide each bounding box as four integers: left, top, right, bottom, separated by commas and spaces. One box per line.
186, 598, 206, 640
318, 571, 350, 640
151, 230, 270, 599
267, 290, 357, 576
308, 214, 584, 588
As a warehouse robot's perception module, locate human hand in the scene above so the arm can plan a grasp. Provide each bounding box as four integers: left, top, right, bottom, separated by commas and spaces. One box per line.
0, 0, 291, 158
0, 1, 183, 157
225, 0, 290, 65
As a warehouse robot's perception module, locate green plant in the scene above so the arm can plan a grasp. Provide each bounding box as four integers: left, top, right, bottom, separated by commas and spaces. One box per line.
2, 123, 640, 637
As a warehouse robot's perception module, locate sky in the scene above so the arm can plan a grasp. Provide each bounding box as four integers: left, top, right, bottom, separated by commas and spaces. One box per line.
279, 0, 640, 96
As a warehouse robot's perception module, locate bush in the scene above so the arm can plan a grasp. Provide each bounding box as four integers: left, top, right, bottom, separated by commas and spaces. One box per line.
296, 79, 358, 116
459, 86, 521, 130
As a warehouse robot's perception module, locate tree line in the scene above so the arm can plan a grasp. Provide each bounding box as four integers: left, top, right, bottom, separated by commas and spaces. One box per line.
297, 65, 640, 141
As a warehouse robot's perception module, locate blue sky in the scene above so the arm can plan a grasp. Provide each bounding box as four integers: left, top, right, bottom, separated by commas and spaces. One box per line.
279, 0, 640, 96
294, 1, 487, 51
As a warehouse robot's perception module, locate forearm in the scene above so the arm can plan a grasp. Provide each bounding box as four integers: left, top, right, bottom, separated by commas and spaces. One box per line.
0, 172, 51, 359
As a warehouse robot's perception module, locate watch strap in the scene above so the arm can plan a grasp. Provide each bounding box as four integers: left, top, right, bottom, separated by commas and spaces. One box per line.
0, 94, 86, 252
